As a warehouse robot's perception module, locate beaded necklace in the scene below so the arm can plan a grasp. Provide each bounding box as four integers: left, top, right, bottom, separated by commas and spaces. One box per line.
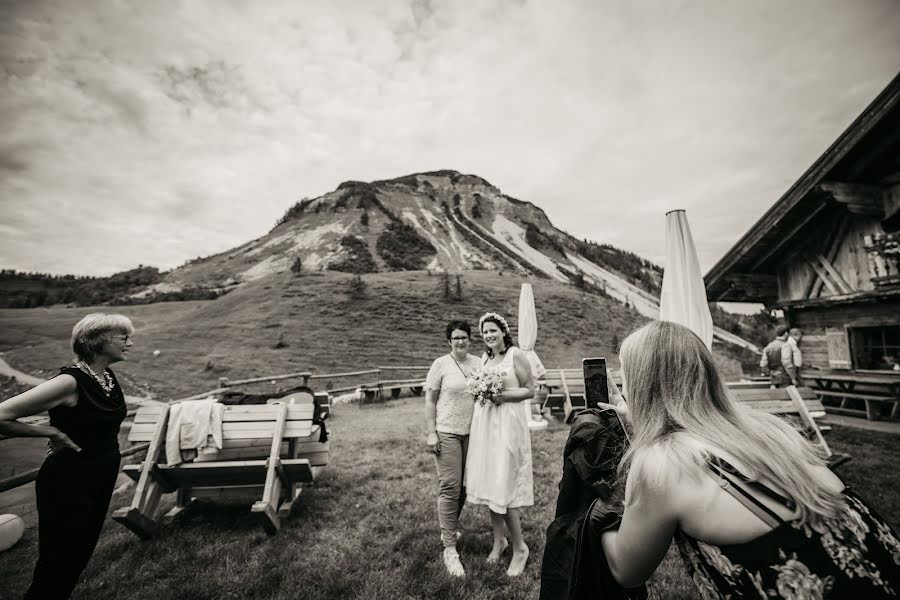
78, 361, 115, 395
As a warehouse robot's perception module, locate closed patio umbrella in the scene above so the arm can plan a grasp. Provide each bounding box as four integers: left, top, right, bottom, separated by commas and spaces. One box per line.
518, 283, 547, 429
660, 210, 714, 349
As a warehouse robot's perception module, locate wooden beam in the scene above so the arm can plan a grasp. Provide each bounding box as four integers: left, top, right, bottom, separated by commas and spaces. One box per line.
723, 273, 778, 297
817, 182, 884, 218
803, 216, 849, 299
806, 259, 841, 296
750, 202, 829, 270
815, 253, 852, 294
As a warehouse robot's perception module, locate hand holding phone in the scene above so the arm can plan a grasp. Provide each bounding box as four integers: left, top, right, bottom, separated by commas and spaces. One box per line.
583, 357, 609, 409
584, 358, 631, 440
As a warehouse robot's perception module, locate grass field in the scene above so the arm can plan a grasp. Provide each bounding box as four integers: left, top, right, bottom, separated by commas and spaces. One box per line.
1, 395, 897, 600
0, 270, 747, 401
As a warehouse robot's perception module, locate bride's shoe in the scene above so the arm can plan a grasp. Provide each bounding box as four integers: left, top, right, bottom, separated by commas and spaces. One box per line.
486, 537, 509, 564
506, 544, 529, 577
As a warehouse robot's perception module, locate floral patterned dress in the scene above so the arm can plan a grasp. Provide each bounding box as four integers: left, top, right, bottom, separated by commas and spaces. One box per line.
676, 458, 900, 599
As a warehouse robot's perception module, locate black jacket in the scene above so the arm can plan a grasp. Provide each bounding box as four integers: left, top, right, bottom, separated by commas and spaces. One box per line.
539, 408, 646, 600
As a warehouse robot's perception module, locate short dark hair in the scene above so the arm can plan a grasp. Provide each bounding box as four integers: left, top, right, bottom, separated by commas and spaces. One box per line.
775, 324, 789, 337
445, 320, 471, 340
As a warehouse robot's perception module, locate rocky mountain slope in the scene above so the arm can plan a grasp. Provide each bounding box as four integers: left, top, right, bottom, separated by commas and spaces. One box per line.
137, 170, 756, 352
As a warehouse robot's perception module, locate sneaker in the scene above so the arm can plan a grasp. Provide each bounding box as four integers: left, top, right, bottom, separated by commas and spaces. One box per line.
443, 547, 465, 578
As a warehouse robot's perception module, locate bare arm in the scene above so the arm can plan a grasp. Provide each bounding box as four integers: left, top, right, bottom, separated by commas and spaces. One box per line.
0, 375, 81, 451
423, 360, 442, 453
600, 448, 679, 587
500, 350, 535, 403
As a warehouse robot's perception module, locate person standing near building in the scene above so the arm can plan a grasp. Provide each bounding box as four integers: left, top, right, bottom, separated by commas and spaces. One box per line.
760, 325, 790, 388
782, 327, 804, 386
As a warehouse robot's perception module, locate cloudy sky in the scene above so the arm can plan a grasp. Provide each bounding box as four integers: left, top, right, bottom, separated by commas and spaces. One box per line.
1, 0, 898, 277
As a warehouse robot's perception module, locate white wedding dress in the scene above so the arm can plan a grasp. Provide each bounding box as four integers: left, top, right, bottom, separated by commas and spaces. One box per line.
465, 347, 534, 514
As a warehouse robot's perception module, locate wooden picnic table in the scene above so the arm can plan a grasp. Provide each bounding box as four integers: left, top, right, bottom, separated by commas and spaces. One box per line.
807, 370, 900, 421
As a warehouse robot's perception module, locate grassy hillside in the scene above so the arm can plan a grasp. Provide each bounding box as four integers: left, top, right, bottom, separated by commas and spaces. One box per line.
0, 270, 684, 399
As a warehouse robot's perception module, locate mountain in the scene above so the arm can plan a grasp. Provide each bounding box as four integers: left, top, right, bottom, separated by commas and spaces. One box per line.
140, 170, 661, 294
133, 169, 755, 352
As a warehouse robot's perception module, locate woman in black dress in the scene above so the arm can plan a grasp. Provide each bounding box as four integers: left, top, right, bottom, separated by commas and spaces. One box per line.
0, 313, 134, 599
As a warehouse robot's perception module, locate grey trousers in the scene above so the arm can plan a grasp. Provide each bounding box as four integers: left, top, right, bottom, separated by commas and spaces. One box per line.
434, 431, 469, 547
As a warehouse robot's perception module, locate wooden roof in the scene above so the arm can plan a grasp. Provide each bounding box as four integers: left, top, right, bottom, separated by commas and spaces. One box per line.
705, 72, 900, 303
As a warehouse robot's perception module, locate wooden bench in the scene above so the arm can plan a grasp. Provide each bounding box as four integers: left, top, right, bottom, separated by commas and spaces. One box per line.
113, 393, 328, 539
539, 368, 622, 421
538, 371, 848, 467
808, 371, 900, 421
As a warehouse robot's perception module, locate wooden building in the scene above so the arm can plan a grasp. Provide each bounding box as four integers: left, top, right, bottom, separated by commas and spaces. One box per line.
705, 73, 900, 375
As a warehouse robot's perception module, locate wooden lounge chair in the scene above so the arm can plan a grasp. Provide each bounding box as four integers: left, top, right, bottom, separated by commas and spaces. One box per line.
728, 384, 851, 469
113, 395, 328, 539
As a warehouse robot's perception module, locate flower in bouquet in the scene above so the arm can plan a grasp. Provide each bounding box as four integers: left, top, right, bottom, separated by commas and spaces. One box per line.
467, 368, 505, 406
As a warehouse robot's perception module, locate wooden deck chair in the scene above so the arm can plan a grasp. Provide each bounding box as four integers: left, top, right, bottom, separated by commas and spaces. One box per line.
729, 385, 850, 469
540, 369, 566, 415
114, 399, 327, 538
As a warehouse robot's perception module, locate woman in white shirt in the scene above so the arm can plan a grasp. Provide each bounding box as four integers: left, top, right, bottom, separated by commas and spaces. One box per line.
424, 319, 481, 578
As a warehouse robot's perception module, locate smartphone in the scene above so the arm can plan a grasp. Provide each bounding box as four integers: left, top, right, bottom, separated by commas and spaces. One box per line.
583, 357, 610, 409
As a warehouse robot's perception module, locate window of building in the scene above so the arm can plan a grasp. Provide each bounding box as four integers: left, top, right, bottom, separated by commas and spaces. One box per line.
850, 325, 900, 371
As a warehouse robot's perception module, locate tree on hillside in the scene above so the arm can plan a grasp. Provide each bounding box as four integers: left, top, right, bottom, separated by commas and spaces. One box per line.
347, 274, 367, 299
291, 257, 302, 275
453, 274, 463, 302
439, 271, 451, 299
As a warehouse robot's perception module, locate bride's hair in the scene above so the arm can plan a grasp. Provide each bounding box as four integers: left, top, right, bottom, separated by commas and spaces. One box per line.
618, 320, 844, 526
480, 315, 514, 358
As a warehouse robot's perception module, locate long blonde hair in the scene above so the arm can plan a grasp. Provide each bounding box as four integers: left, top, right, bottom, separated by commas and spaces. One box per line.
618, 320, 844, 525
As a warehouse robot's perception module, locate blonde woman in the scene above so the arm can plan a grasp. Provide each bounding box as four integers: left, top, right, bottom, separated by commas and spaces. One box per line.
0, 313, 134, 600
584, 320, 899, 598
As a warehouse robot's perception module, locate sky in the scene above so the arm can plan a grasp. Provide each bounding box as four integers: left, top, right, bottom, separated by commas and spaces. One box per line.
1, 0, 899, 280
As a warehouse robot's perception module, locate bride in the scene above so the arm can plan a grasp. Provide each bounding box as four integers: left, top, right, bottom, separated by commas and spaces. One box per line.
465, 312, 535, 577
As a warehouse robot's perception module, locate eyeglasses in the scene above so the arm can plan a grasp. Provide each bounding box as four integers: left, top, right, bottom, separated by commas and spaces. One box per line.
450, 337, 470, 342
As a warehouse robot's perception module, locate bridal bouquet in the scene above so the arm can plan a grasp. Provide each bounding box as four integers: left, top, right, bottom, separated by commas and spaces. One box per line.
467, 368, 505, 406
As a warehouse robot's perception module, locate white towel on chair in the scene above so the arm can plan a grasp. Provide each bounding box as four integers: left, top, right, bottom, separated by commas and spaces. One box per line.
165, 399, 224, 465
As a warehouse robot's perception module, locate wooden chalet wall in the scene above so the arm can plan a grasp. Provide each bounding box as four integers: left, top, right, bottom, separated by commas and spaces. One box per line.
777, 213, 883, 302
786, 299, 900, 371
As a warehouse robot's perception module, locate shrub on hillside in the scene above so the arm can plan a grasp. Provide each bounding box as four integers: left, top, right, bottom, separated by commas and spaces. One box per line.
572, 238, 662, 294
524, 222, 566, 256
376, 221, 436, 270
329, 236, 378, 274
273, 198, 314, 228
115, 286, 226, 305
347, 274, 367, 298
